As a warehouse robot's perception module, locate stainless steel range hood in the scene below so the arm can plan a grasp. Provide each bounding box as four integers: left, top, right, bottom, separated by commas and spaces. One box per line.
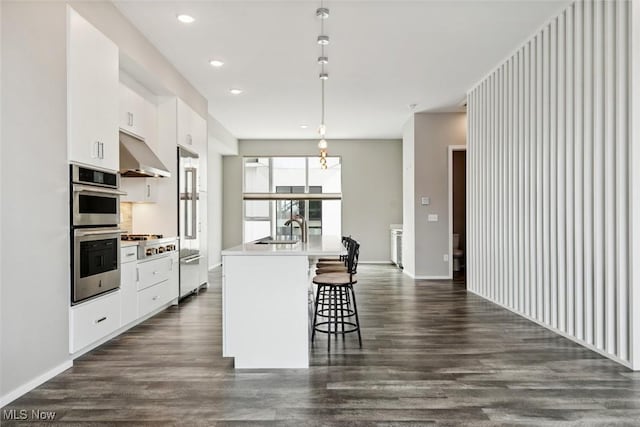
119, 131, 171, 178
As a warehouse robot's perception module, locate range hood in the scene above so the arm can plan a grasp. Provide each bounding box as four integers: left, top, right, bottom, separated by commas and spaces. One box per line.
119, 131, 171, 178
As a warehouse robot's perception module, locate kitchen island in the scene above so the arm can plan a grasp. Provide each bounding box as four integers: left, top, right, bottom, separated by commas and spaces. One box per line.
221, 235, 345, 368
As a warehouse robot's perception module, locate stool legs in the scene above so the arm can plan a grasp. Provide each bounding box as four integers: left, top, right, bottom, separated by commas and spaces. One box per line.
349, 284, 362, 347
311, 283, 362, 350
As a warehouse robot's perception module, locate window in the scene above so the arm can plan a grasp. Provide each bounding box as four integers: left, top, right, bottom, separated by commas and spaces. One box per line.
242, 157, 342, 242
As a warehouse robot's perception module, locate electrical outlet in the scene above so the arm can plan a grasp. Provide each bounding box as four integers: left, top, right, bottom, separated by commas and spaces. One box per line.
443, 254, 449, 262
421, 197, 430, 205
427, 214, 438, 222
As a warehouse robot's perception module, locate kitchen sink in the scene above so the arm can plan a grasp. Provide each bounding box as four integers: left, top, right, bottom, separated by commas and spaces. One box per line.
254, 238, 299, 245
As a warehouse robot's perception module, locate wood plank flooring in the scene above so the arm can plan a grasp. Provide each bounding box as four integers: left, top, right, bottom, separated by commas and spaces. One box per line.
3, 265, 640, 425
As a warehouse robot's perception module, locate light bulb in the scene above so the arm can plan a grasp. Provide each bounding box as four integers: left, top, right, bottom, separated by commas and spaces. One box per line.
318, 124, 326, 136
318, 139, 328, 149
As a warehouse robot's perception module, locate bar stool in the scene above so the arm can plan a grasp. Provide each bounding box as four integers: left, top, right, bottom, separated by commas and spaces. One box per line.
316, 236, 352, 269
311, 240, 361, 350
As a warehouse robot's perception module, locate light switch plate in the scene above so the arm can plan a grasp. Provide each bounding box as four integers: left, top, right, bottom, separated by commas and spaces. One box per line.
421, 197, 430, 205
428, 214, 438, 222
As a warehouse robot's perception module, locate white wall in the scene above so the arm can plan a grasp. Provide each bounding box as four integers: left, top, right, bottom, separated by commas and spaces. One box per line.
468, 0, 637, 369
208, 116, 238, 269
223, 140, 403, 262
1, 1, 71, 401
402, 117, 416, 275
402, 113, 467, 279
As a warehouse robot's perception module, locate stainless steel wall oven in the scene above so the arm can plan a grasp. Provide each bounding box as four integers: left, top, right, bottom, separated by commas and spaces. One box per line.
70, 165, 125, 305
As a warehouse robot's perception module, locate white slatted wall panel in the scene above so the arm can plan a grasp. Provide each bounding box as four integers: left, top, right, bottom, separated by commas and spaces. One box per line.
467, 0, 632, 367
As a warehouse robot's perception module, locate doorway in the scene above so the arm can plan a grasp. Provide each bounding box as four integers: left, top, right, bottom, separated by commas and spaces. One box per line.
448, 146, 466, 284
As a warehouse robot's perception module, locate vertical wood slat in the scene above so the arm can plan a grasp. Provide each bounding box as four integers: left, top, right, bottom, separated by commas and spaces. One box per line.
574, 0, 585, 342
466, 0, 632, 367
557, 13, 566, 332
550, 17, 558, 330
566, 5, 575, 337
615, 0, 629, 361
604, 0, 616, 355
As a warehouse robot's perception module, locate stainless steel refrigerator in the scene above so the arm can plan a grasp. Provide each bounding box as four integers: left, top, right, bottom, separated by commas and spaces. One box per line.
178, 146, 203, 298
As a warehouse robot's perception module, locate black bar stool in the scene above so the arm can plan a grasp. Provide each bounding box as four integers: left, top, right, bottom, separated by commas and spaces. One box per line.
311, 240, 361, 351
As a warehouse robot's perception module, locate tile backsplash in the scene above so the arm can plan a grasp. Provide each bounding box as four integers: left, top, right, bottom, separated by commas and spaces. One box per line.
120, 202, 133, 233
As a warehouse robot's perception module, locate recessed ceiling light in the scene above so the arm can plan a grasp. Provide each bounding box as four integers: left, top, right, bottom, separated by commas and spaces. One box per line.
317, 35, 330, 45
317, 56, 328, 65
229, 88, 243, 95
300, 124, 309, 129
319, 73, 329, 80
209, 59, 224, 68
177, 14, 195, 24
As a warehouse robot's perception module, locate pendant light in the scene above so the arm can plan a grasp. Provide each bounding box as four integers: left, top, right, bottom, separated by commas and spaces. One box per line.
316, 1, 329, 169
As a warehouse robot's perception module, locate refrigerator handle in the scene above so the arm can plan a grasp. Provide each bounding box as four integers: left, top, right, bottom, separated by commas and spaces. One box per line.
183, 166, 198, 240
191, 167, 198, 239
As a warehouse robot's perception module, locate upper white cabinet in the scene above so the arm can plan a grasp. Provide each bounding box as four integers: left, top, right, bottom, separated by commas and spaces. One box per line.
67, 7, 119, 172
119, 82, 156, 142
120, 178, 158, 203
177, 99, 207, 190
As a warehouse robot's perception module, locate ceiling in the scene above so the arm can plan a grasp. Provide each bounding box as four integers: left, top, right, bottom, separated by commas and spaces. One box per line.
114, 0, 571, 140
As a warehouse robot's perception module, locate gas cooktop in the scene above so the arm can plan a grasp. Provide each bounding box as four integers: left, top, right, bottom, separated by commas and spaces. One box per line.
121, 235, 179, 260
121, 234, 164, 241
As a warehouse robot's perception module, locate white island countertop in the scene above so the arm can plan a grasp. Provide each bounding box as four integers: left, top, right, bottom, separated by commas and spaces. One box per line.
221, 235, 345, 257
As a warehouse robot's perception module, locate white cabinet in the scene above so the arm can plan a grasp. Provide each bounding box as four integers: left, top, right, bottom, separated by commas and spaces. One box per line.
138, 253, 179, 317
67, 6, 119, 172
120, 178, 158, 203
137, 256, 174, 291
70, 291, 121, 353
177, 98, 207, 191
119, 82, 156, 141
121, 246, 139, 326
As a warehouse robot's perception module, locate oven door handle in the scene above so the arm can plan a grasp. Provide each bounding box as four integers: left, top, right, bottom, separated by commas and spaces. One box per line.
75, 229, 126, 237
73, 183, 127, 196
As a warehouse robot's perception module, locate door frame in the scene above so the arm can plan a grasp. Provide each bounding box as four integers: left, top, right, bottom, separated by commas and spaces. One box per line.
448, 145, 467, 279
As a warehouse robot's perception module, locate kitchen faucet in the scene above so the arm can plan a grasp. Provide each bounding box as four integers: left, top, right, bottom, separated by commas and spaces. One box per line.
284, 215, 308, 243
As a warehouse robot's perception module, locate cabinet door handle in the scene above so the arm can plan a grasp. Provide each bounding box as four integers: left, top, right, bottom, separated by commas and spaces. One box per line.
136, 268, 139, 282
147, 184, 151, 198
126, 252, 135, 258
129, 112, 134, 127
95, 316, 107, 324
94, 141, 100, 158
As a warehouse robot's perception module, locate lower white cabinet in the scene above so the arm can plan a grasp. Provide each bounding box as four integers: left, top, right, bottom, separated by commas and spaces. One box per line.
138, 256, 173, 291
121, 247, 139, 326
70, 291, 121, 353
70, 250, 179, 356
138, 280, 175, 318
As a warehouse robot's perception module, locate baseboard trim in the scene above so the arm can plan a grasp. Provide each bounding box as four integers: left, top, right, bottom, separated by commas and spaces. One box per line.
403, 270, 451, 280
467, 288, 634, 370
359, 261, 394, 265
0, 360, 73, 407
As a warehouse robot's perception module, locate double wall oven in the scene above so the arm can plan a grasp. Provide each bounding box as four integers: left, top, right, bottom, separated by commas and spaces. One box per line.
70, 165, 126, 305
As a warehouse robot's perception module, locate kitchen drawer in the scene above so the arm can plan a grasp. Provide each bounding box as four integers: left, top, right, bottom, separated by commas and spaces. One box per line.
137, 256, 173, 291
121, 246, 138, 264
138, 280, 174, 318
70, 291, 121, 353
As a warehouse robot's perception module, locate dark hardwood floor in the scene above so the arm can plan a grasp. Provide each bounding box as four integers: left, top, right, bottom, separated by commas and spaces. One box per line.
3, 265, 640, 425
